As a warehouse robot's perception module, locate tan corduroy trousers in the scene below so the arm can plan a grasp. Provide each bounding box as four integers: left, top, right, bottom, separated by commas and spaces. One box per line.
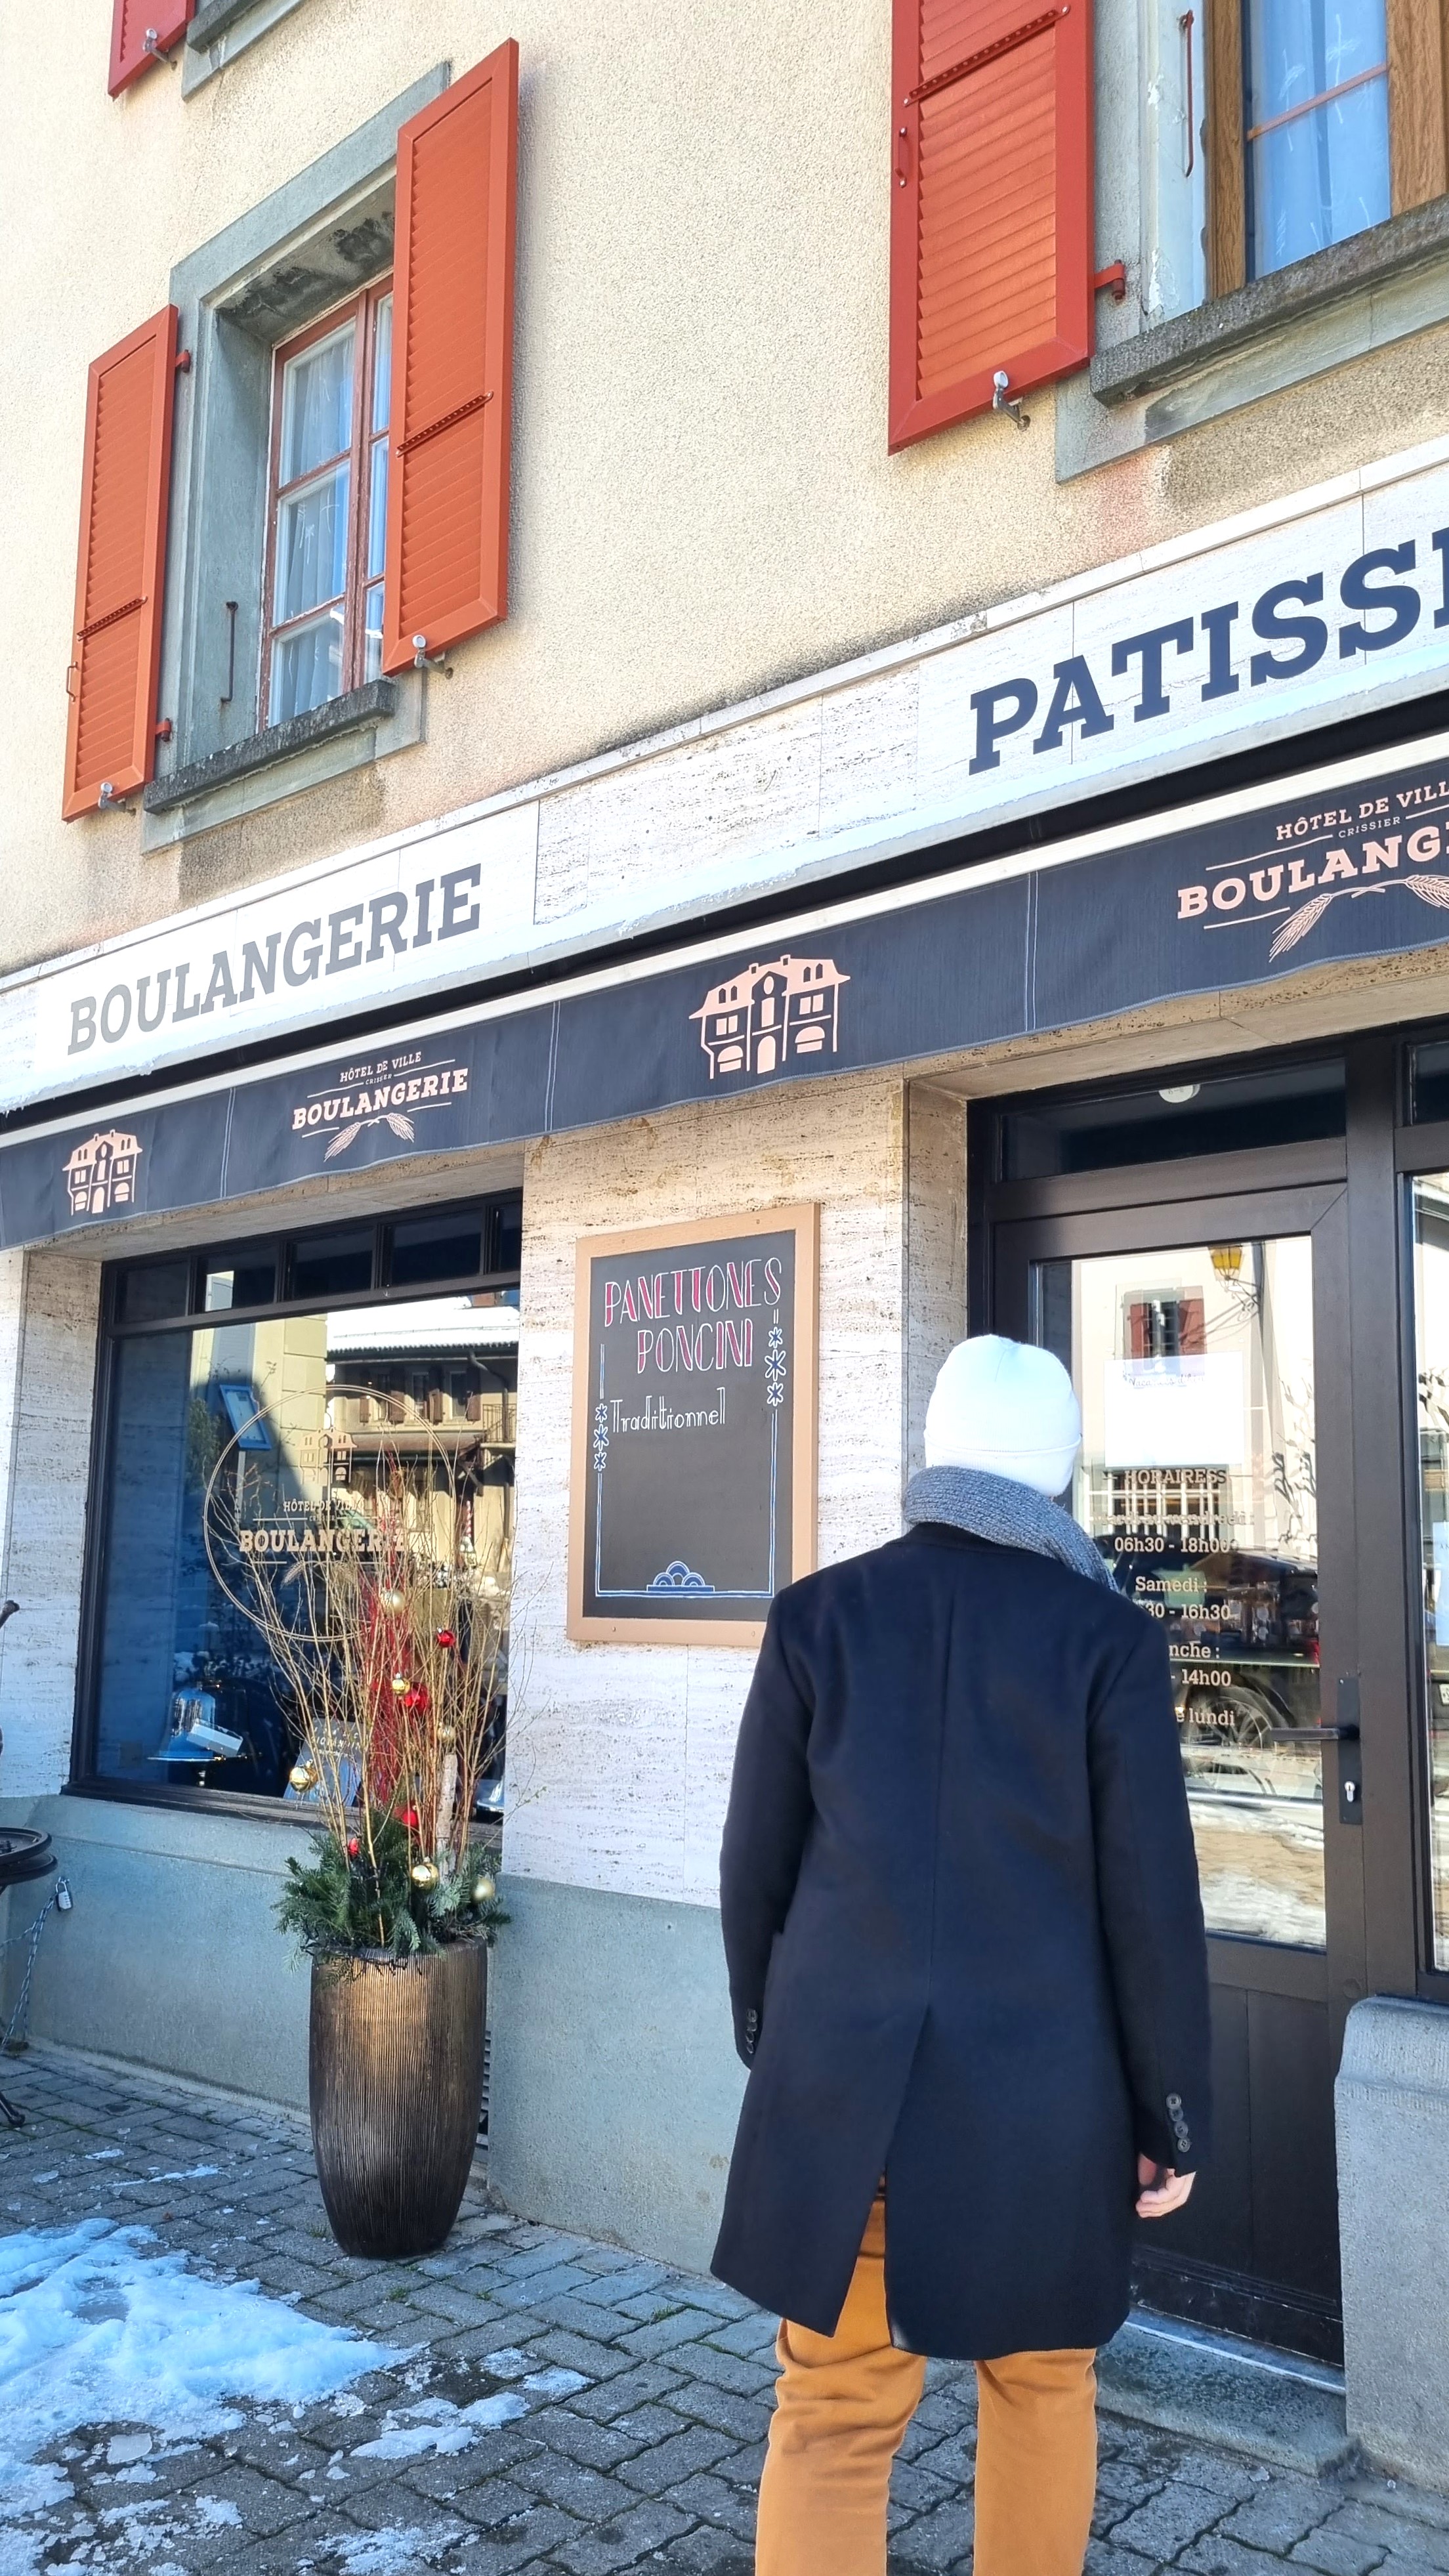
755, 2195, 1098, 2576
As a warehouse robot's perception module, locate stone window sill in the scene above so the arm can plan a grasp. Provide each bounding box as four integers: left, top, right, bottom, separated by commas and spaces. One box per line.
1091, 196, 1449, 408
182, 0, 306, 92
140, 674, 423, 851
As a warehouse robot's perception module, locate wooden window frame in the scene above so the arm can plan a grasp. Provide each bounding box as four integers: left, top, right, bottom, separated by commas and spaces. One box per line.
259, 277, 393, 730
1206, 0, 1448, 297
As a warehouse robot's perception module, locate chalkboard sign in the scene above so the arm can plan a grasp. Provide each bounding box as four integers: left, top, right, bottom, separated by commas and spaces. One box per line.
568, 1205, 818, 1643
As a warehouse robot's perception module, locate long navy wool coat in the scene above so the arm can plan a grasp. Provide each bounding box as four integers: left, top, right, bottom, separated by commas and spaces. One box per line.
710, 1521, 1212, 2360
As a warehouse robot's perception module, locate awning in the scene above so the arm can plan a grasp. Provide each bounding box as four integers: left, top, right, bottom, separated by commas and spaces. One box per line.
9, 725, 1449, 1250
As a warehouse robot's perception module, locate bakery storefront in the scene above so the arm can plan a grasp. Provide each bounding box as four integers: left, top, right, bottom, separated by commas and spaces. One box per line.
9, 458, 1449, 2471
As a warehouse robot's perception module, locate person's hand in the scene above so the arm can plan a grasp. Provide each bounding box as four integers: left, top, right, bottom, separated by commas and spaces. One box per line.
1137, 2153, 1195, 2218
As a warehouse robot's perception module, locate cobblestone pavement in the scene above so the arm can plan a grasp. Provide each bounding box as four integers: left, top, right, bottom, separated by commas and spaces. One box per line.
2, 2050, 1448, 2576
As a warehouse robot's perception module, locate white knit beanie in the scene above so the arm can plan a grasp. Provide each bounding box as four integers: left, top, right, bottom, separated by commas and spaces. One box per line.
923, 1335, 1082, 1497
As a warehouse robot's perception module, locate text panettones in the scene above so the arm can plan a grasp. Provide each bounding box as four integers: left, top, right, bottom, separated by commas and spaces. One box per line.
603, 1254, 784, 1378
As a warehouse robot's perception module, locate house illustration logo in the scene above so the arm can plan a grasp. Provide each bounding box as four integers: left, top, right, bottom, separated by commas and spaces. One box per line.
690, 955, 849, 1079
64, 1128, 142, 1217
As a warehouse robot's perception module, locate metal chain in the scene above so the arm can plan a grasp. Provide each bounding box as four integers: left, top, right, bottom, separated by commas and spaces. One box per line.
1, 1887, 62, 2056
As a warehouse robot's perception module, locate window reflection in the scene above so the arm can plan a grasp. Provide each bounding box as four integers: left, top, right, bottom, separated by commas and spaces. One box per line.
92, 1294, 517, 1807
1035, 1236, 1326, 1947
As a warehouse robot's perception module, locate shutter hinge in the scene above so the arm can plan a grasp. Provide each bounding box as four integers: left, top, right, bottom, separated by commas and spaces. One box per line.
992, 371, 1030, 431
154, 719, 173, 741
905, 8, 1064, 106
78, 595, 145, 643
397, 389, 492, 459
175, 349, 192, 373
1093, 263, 1129, 301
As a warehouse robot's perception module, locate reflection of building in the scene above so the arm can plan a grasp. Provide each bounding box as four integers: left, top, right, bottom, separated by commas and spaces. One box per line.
692, 956, 849, 1078
64, 1129, 142, 1215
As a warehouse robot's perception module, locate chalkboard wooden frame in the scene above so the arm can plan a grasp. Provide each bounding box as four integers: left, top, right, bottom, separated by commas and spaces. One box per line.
567, 1203, 818, 1645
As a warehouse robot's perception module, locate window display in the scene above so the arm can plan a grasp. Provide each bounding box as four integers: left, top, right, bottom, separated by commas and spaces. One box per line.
81, 1205, 519, 1809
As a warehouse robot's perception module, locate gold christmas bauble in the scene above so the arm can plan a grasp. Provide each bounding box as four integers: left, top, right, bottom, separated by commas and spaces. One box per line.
379, 1589, 405, 1611
471, 1874, 497, 1905
287, 1762, 316, 1791
411, 1859, 440, 1888
390, 1672, 408, 1695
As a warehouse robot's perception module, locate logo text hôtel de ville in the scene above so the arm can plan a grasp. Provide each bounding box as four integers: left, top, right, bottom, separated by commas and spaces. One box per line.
692, 955, 849, 1078
1175, 780, 1449, 960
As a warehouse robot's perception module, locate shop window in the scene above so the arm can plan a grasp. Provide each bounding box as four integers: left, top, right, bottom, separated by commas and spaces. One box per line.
79, 1198, 520, 1809
262, 285, 392, 727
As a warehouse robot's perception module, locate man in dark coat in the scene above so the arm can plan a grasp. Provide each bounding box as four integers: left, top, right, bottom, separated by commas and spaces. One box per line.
711, 1334, 1211, 2576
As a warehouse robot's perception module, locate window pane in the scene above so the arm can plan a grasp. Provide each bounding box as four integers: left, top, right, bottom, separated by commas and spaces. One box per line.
1246, 0, 1389, 276
87, 1298, 518, 1805
371, 294, 393, 434
1413, 1176, 1449, 1970
274, 463, 350, 627
1034, 1237, 1326, 1949
115, 1261, 190, 1324
388, 1212, 485, 1290
280, 321, 354, 484
287, 1229, 374, 1303
203, 1250, 279, 1312
999, 1059, 1345, 1180
269, 608, 345, 723
363, 583, 385, 684
367, 437, 388, 583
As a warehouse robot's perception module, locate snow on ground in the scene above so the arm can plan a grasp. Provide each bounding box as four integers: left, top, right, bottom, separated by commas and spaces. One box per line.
0, 2219, 403, 2514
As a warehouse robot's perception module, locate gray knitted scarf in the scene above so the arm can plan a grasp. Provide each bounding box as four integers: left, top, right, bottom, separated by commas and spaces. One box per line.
903, 1463, 1118, 1589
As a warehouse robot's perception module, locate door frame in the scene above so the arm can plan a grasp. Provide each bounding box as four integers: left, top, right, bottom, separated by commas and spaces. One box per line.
967, 1039, 1445, 2352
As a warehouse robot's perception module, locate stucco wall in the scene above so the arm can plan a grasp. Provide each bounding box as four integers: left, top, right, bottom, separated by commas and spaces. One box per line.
8, 0, 1449, 975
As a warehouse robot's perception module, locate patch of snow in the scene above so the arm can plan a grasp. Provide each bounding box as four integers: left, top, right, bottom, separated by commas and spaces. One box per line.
0, 2529, 45, 2575
194, 2497, 242, 2527
466, 2390, 529, 2429
107, 2432, 152, 2464
333, 2525, 467, 2573
478, 2345, 532, 2376
522, 2365, 587, 2399
0, 2220, 404, 2517
29, 2173, 58, 2187
85, 2151, 123, 2163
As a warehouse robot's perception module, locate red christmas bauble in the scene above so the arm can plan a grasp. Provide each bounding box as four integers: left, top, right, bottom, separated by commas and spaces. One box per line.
346, 1836, 360, 1858
436, 1628, 457, 1649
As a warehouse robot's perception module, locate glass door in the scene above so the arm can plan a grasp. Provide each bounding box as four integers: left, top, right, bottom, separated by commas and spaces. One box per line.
996, 1185, 1364, 2360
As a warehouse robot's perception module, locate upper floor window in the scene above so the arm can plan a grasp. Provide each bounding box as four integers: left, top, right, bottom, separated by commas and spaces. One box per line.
1243, 0, 1391, 275
264, 284, 393, 726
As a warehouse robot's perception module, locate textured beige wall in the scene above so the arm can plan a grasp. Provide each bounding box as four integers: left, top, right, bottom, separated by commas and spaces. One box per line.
7, 0, 1449, 976
505, 1070, 923, 1905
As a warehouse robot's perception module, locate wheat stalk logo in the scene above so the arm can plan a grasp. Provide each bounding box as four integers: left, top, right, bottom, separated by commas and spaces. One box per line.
323, 1110, 417, 1163
1267, 872, 1449, 961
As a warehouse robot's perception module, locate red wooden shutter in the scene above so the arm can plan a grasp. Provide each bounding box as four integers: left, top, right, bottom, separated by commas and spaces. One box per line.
62, 308, 180, 822
888, 0, 1093, 450
110, 0, 194, 96
382, 43, 519, 675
